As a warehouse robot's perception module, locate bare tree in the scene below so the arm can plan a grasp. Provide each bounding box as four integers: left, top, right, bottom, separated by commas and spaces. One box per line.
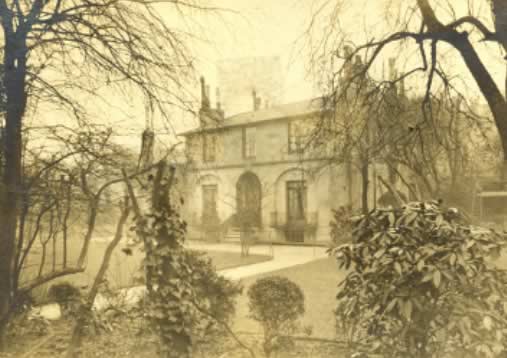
305, 0, 507, 180
0, 0, 218, 345
305, 0, 507, 213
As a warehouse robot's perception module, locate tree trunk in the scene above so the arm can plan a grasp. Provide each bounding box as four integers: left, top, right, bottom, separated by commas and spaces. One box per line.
0, 34, 27, 348
361, 162, 369, 214
66, 200, 130, 358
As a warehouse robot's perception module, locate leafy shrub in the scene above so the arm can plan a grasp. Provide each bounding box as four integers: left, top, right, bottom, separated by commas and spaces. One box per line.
135, 250, 242, 343
185, 251, 242, 329
248, 276, 305, 357
332, 201, 507, 358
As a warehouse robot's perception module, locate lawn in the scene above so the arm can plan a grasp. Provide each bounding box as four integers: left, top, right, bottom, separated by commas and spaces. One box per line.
23, 240, 272, 291
232, 256, 346, 339
203, 250, 272, 271
80, 244, 272, 289
6, 254, 347, 358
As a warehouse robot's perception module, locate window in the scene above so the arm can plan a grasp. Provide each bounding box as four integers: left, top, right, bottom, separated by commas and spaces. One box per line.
288, 120, 308, 154
203, 133, 216, 162
286, 180, 307, 221
202, 184, 218, 222
243, 127, 256, 158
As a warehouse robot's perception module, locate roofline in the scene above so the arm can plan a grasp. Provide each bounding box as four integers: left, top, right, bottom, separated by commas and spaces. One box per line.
178, 98, 328, 137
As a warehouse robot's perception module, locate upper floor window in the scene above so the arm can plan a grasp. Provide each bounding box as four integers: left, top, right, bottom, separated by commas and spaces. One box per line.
203, 133, 217, 162
288, 120, 308, 154
243, 126, 256, 158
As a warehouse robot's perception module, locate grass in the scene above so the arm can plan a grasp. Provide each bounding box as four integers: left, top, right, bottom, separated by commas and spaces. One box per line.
232, 256, 346, 339
201, 250, 272, 271
23, 239, 272, 292
62, 242, 271, 289
7, 252, 347, 357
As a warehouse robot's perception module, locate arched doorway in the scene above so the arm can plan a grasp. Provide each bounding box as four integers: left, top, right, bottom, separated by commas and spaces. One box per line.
236, 172, 262, 227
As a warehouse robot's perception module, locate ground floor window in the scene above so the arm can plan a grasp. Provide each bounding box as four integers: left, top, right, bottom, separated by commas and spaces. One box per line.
202, 184, 218, 224
286, 180, 307, 222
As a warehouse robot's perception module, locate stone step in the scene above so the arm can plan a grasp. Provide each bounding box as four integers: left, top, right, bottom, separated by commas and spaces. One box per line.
224, 230, 241, 242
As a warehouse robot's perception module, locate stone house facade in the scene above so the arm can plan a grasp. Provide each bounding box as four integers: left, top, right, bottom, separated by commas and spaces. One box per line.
179, 76, 406, 244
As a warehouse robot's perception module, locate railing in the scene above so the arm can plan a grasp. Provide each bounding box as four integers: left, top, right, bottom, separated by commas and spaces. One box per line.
269, 211, 318, 229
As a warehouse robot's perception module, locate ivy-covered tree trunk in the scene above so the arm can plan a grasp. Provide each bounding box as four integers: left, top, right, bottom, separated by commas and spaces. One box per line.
125, 161, 193, 358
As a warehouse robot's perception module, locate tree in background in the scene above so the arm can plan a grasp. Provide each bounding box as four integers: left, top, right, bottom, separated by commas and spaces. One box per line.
0, 0, 214, 345
306, 0, 507, 181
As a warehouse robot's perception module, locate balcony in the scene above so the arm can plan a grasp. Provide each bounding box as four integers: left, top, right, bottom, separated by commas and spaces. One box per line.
269, 211, 318, 229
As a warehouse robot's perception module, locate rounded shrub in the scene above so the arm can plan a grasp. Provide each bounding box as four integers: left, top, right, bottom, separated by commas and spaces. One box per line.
248, 276, 305, 357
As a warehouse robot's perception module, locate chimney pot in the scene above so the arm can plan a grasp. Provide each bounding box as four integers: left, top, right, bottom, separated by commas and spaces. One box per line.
252, 89, 258, 111
216, 87, 221, 110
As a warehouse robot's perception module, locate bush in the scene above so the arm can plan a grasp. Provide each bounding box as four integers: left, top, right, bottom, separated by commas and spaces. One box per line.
135, 250, 242, 342
185, 251, 243, 332
48, 282, 81, 313
332, 201, 507, 358
248, 276, 305, 357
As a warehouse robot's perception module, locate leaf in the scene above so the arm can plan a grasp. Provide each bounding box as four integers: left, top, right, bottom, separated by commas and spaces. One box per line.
404, 212, 418, 225
483, 316, 493, 331
388, 213, 395, 226
416, 260, 425, 271
385, 298, 398, 313
400, 299, 413, 321
421, 272, 434, 283
433, 270, 442, 288
394, 262, 402, 275
374, 248, 386, 259
449, 253, 457, 266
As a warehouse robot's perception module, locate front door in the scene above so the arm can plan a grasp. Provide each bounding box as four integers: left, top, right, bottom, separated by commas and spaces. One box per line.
236, 172, 262, 228
286, 181, 307, 242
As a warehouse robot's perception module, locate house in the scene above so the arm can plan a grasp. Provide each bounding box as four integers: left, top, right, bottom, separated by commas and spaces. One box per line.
179, 72, 408, 244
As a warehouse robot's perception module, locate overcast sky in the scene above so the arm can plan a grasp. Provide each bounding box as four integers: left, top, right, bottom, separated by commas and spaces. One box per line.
31, 0, 506, 153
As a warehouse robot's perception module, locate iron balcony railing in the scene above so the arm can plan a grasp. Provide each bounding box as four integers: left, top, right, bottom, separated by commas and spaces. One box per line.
269, 211, 318, 229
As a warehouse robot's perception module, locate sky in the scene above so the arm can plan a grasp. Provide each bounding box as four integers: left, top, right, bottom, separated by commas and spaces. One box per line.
29, 0, 507, 153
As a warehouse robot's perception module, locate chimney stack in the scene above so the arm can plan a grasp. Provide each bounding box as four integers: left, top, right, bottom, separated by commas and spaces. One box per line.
252, 89, 259, 111
200, 76, 210, 108
216, 87, 221, 110
216, 87, 224, 117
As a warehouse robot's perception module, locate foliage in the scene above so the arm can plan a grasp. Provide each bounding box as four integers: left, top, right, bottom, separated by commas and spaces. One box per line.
129, 162, 242, 357
330, 205, 356, 245
332, 201, 507, 358
248, 276, 306, 357
184, 251, 243, 333
134, 250, 243, 341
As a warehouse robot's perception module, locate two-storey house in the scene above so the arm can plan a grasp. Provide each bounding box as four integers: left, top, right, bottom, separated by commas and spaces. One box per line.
179, 74, 375, 244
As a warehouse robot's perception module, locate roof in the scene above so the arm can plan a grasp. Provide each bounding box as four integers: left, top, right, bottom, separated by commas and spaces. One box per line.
179, 97, 324, 136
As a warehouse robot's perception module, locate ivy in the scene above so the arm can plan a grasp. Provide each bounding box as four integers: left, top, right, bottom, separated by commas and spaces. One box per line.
125, 161, 242, 358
